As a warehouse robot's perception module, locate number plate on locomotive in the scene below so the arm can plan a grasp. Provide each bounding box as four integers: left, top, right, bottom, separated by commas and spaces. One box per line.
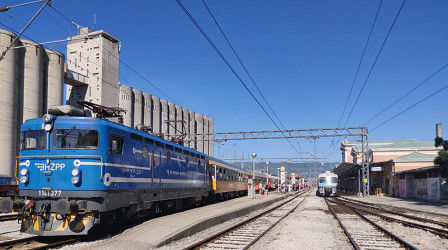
38, 190, 62, 197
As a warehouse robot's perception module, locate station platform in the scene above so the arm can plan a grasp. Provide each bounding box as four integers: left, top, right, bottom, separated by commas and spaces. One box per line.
87, 192, 291, 249
341, 194, 448, 216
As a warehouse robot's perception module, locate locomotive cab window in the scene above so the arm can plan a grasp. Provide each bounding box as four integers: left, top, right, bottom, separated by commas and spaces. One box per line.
21, 130, 46, 150
109, 136, 123, 154
54, 129, 98, 149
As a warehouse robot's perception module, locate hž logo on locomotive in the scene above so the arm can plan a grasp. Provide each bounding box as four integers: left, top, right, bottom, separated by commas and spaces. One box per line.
35, 162, 66, 171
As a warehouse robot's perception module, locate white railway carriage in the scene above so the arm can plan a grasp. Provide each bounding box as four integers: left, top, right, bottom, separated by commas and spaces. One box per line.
318, 171, 338, 196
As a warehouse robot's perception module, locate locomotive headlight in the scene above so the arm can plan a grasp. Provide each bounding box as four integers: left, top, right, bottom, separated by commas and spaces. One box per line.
20, 168, 28, 176
71, 176, 79, 184
42, 114, 53, 124
44, 123, 52, 132
71, 168, 80, 176
19, 176, 28, 184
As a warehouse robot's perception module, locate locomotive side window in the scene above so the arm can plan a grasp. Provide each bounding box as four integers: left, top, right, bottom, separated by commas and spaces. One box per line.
109, 136, 123, 154
21, 130, 46, 150
53, 129, 98, 149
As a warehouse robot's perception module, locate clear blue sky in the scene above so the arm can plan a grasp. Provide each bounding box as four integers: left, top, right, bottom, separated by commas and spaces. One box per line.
2, 0, 448, 163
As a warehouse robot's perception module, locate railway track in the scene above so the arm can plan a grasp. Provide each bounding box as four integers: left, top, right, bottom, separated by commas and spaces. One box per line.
183, 189, 312, 250
335, 197, 448, 238
325, 197, 417, 250
0, 213, 18, 222
0, 236, 78, 249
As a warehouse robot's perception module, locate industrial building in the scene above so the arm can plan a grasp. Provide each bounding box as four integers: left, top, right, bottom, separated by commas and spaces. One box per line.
0, 27, 214, 181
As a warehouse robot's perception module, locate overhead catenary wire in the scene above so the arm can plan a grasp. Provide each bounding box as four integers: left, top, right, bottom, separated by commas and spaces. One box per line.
176, 0, 302, 157
371, 82, 448, 132
363, 61, 448, 126
201, 0, 302, 155
344, 0, 406, 127
337, 0, 383, 128
0, 0, 50, 61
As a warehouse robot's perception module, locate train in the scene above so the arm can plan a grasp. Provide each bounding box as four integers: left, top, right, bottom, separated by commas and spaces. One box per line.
317, 171, 338, 197
0, 106, 278, 236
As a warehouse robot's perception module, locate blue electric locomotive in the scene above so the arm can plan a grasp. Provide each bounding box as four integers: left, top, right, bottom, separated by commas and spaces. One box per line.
1, 111, 213, 235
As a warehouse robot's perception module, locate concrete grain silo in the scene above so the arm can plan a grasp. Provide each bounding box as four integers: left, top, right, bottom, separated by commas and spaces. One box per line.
167, 102, 175, 136
160, 100, 168, 136
203, 116, 210, 155
208, 117, 214, 156
142, 92, 152, 130
195, 113, 204, 153
182, 108, 189, 147
20, 39, 44, 123
0, 29, 19, 179
119, 85, 133, 127
132, 89, 143, 129
189, 110, 195, 149
152, 96, 161, 135
175, 105, 183, 137
45, 49, 65, 110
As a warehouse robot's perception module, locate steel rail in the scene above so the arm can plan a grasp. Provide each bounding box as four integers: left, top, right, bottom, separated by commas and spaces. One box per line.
339, 196, 448, 221
0, 235, 77, 249
183, 189, 312, 250
336, 198, 448, 238
326, 197, 417, 250
0, 213, 18, 222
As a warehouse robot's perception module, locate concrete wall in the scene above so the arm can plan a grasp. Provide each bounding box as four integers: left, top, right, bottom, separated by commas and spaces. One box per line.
175, 105, 183, 137
167, 102, 175, 136
132, 89, 142, 129
160, 100, 168, 136
66, 27, 119, 108
189, 110, 196, 150
21, 40, 45, 123
119, 85, 133, 127
203, 116, 209, 155
0, 29, 20, 179
45, 49, 65, 110
182, 108, 189, 147
152, 96, 161, 135
208, 117, 214, 157
195, 113, 204, 153
143, 93, 152, 130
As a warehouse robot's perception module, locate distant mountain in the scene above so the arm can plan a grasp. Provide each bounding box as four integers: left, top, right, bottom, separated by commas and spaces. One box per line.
233, 161, 340, 180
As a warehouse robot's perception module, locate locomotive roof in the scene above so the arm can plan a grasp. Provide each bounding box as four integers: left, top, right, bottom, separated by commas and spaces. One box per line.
22, 116, 247, 172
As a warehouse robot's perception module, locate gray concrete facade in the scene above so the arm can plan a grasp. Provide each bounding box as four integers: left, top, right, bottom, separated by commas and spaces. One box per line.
132, 89, 143, 129
189, 110, 196, 150
208, 117, 214, 157
195, 113, 204, 153
161, 100, 168, 136
65, 27, 120, 109
203, 116, 209, 155
152, 96, 161, 135
143, 92, 152, 130
119, 85, 133, 128
0, 29, 20, 179
182, 108, 189, 147
168, 102, 175, 136
45, 49, 65, 111
175, 105, 183, 137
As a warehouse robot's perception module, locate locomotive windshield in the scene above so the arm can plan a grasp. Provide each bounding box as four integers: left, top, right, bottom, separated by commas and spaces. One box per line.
21, 130, 46, 150
53, 129, 99, 149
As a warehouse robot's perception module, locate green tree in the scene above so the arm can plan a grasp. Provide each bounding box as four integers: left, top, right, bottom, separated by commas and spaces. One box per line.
435, 137, 448, 177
